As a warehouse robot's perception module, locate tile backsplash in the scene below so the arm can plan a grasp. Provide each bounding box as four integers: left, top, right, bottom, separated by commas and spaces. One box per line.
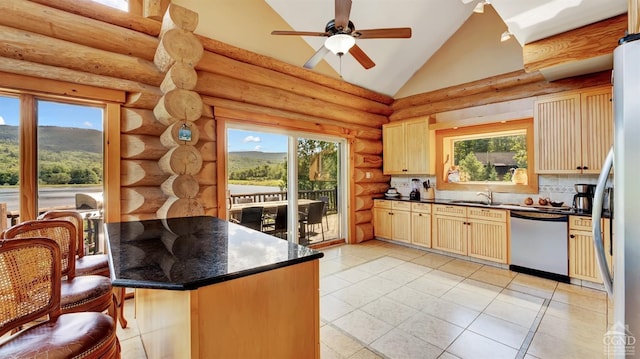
389, 174, 612, 207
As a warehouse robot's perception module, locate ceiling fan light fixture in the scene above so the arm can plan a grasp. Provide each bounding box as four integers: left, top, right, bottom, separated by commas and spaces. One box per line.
500, 30, 512, 42
324, 34, 355, 55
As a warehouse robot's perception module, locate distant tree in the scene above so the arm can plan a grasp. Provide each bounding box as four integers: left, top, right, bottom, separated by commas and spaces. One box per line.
459, 152, 485, 181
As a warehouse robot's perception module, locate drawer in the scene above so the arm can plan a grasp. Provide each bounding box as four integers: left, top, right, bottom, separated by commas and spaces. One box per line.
433, 204, 466, 218
374, 200, 392, 209
468, 207, 507, 222
411, 203, 431, 214
569, 215, 594, 231
392, 201, 411, 211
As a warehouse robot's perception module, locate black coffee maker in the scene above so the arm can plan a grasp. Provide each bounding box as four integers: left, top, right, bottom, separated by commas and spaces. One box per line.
573, 184, 595, 213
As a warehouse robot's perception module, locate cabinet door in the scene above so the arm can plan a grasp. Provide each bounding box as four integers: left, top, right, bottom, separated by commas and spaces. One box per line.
405, 119, 429, 174
534, 93, 582, 173
373, 207, 392, 239
432, 215, 466, 255
411, 212, 431, 248
382, 123, 406, 174
467, 219, 508, 263
569, 229, 602, 283
392, 210, 411, 243
580, 87, 613, 174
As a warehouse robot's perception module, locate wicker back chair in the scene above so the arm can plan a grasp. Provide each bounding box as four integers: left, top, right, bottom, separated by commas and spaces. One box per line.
3, 219, 77, 279
2, 220, 114, 319
0, 238, 119, 358
39, 210, 110, 277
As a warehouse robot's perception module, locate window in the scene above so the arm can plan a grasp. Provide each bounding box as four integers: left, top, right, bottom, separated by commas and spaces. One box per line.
435, 118, 538, 194
0, 92, 108, 223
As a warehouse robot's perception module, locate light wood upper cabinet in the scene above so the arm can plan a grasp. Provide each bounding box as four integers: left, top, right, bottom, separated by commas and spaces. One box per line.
383, 118, 430, 175
534, 86, 613, 174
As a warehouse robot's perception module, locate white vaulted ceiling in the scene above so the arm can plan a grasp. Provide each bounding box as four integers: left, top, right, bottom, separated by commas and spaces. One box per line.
175, 0, 627, 97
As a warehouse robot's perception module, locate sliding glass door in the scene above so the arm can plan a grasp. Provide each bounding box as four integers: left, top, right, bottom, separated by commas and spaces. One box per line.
226, 125, 345, 245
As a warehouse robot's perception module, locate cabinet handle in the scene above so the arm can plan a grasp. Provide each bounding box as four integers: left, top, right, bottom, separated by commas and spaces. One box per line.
576, 166, 582, 170
569, 234, 575, 238
583, 166, 588, 170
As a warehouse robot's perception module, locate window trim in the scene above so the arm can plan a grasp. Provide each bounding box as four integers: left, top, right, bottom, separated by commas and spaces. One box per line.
435, 118, 538, 194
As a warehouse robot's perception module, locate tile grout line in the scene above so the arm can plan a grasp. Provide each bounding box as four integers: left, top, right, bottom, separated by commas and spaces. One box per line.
516, 297, 551, 359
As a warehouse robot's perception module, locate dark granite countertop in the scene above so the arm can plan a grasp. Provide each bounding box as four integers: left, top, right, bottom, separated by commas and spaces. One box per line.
374, 196, 612, 217
105, 216, 324, 290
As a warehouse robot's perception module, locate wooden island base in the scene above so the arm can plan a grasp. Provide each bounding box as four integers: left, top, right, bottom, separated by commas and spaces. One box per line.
136, 259, 320, 358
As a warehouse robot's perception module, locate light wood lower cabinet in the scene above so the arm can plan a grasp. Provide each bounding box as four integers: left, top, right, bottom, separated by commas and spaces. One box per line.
432, 205, 467, 255
568, 215, 613, 283
373, 200, 410, 243
432, 205, 509, 263
374, 200, 431, 247
411, 203, 431, 248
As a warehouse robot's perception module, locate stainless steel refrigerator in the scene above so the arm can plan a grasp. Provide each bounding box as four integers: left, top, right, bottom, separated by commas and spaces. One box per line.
593, 33, 640, 358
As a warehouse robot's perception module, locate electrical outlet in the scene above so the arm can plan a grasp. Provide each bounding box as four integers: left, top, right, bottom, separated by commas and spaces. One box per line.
365, 172, 372, 179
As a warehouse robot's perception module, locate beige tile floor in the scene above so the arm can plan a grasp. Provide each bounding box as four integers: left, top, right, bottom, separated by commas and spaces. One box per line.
117, 240, 612, 359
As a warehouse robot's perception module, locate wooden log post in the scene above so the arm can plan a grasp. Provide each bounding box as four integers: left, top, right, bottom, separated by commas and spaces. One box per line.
153, 4, 206, 219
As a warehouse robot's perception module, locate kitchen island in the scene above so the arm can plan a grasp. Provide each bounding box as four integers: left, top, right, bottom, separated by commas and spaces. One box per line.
105, 215, 323, 359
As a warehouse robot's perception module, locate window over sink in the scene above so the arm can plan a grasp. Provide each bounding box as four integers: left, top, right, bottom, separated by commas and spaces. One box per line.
435, 118, 538, 194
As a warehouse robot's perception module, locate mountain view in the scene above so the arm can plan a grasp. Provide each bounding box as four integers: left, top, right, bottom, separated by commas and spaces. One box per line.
0, 125, 103, 185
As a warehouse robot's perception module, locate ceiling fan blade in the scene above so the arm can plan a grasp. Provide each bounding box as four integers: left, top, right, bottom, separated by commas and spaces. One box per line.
335, 0, 352, 30
304, 46, 331, 69
355, 28, 412, 39
349, 44, 375, 69
271, 30, 329, 37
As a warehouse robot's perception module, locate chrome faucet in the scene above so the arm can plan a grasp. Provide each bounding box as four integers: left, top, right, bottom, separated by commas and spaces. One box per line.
477, 189, 493, 205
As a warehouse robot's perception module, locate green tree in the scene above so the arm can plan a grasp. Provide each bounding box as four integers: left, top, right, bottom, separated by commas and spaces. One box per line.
459, 152, 485, 181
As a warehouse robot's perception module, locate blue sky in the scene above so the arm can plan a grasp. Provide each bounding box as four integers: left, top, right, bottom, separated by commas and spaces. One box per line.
0, 96, 103, 130
228, 129, 288, 153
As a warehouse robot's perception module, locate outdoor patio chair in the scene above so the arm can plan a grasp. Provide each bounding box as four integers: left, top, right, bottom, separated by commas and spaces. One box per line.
301, 201, 325, 242
233, 206, 264, 231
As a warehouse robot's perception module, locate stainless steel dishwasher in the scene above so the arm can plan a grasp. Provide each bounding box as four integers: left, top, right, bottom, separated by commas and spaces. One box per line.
509, 210, 569, 282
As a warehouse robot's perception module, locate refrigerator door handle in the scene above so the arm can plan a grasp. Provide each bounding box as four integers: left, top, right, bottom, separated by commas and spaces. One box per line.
593, 146, 614, 296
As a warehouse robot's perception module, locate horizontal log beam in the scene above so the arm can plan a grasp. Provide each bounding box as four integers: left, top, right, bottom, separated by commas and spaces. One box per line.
30, 0, 161, 36
121, 108, 166, 136
523, 14, 626, 73
0, 25, 164, 86
197, 35, 394, 105
391, 70, 611, 121
0, 69, 125, 103
206, 97, 378, 139
121, 187, 166, 214
121, 134, 167, 160
0, 1, 158, 61
354, 223, 373, 243
352, 139, 383, 155
392, 70, 544, 110
354, 154, 383, 168
196, 51, 392, 116
0, 57, 159, 99
196, 72, 387, 128
121, 159, 169, 187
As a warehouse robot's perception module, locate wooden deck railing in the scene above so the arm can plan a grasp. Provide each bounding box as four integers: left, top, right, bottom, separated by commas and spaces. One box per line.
231, 188, 338, 213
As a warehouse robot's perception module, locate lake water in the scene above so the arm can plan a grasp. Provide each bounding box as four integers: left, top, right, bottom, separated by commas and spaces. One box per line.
228, 184, 281, 194
0, 184, 281, 213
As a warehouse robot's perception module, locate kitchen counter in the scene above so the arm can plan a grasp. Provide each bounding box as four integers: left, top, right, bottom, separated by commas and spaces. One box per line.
105, 215, 323, 290
376, 196, 611, 217
105, 216, 323, 358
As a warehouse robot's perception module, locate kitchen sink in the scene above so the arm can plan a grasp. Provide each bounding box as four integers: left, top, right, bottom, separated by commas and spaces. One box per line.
448, 200, 502, 206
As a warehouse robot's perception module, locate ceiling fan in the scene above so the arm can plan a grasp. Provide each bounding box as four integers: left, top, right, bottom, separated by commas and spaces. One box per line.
271, 0, 412, 70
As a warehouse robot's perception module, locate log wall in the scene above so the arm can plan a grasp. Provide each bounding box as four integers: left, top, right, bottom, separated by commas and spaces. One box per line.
0, 1, 614, 243
0, 0, 391, 243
